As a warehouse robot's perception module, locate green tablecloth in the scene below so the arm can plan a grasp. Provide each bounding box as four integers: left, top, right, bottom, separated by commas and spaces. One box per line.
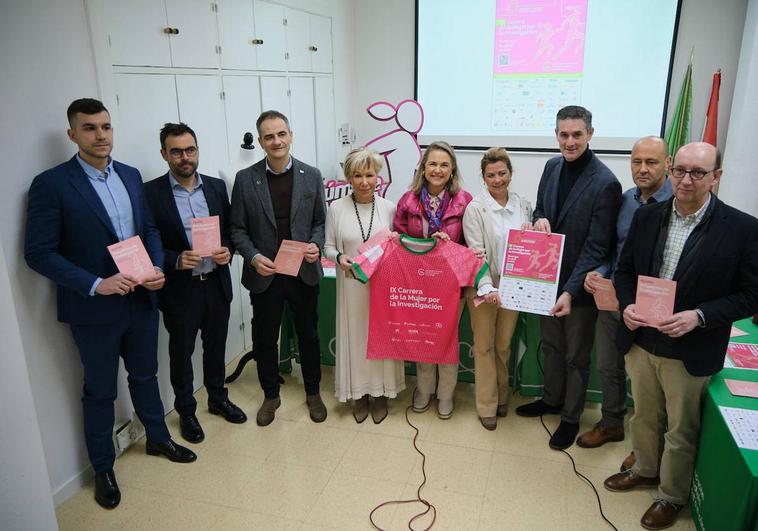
279, 277, 629, 403
690, 317, 758, 531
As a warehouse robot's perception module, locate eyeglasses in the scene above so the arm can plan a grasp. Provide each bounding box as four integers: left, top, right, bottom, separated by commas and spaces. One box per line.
168, 146, 198, 158
670, 167, 716, 180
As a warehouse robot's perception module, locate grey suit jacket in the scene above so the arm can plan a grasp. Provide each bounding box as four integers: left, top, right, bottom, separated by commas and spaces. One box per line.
229, 157, 326, 294
532, 151, 622, 306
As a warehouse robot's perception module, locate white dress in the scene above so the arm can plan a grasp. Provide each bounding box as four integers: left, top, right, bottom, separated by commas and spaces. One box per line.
324, 195, 406, 402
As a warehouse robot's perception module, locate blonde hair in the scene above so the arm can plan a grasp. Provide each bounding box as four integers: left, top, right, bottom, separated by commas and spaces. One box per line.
410, 141, 461, 195
342, 147, 384, 182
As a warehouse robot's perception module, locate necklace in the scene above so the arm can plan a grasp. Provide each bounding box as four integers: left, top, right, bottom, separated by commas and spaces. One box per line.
352, 192, 375, 242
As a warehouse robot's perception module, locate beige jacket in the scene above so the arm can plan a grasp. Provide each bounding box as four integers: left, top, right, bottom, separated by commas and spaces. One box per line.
462, 191, 533, 296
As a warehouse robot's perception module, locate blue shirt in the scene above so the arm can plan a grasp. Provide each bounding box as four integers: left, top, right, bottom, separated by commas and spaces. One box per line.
599, 178, 674, 279
170, 173, 215, 275
77, 155, 137, 295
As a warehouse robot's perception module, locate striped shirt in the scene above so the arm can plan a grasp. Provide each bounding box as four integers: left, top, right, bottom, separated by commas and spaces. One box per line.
659, 194, 711, 279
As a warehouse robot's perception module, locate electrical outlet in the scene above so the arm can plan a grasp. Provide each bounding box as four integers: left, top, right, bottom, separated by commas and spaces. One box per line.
113, 414, 146, 454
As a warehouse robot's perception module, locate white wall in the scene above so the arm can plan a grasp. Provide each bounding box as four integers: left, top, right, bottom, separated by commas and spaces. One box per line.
352, 0, 747, 201
720, 0, 758, 217
0, 241, 57, 530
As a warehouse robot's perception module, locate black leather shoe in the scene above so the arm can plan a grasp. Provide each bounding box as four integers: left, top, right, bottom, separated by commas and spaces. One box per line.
549, 421, 580, 450
515, 399, 563, 418
146, 439, 197, 463
209, 399, 248, 424
179, 414, 205, 443
94, 469, 120, 509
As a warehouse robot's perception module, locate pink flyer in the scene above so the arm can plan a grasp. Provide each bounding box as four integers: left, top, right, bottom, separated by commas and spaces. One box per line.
726, 343, 758, 370
493, 0, 588, 75
635, 276, 676, 327
724, 379, 758, 399
593, 277, 619, 312
107, 236, 154, 284
499, 229, 565, 316
191, 216, 221, 257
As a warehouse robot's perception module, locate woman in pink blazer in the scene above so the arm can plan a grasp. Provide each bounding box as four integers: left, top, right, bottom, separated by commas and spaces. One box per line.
393, 141, 472, 419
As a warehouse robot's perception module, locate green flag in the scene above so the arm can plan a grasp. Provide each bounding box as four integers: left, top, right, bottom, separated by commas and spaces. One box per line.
665, 59, 693, 156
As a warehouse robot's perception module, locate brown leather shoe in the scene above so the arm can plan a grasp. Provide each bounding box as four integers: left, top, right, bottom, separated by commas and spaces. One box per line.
496, 403, 508, 417
576, 424, 624, 448
479, 416, 497, 431
256, 397, 281, 426
371, 396, 388, 424
353, 395, 369, 424
620, 451, 636, 472
641, 500, 683, 530
306, 393, 327, 423
604, 470, 660, 492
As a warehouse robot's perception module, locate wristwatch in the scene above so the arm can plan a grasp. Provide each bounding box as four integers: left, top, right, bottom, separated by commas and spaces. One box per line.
695, 308, 706, 328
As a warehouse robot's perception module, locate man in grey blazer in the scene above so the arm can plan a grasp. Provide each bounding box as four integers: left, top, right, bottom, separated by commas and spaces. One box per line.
515, 106, 622, 450
229, 110, 327, 426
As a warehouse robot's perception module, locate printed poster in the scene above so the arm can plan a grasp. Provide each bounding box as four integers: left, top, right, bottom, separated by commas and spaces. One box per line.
499, 229, 564, 316
726, 343, 758, 370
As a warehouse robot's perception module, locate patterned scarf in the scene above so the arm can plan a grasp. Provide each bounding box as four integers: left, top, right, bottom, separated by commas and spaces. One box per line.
420, 184, 450, 234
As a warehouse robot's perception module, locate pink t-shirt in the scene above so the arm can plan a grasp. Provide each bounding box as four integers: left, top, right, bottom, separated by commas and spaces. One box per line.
353, 235, 487, 365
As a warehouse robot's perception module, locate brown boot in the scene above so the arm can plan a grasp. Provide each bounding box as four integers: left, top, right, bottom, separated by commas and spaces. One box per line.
371, 396, 388, 424
576, 424, 624, 448
603, 470, 660, 492
479, 416, 497, 431
620, 451, 636, 472
353, 395, 369, 424
256, 397, 281, 426
640, 500, 683, 530
496, 403, 508, 417
306, 393, 327, 423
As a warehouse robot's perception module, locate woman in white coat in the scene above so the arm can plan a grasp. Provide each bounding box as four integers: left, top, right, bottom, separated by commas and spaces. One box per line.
324, 148, 405, 423
463, 147, 532, 430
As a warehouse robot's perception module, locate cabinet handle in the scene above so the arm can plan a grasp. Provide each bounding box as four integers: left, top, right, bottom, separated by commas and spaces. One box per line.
163, 27, 179, 35
308, 45, 318, 52
250, 38, 264, 45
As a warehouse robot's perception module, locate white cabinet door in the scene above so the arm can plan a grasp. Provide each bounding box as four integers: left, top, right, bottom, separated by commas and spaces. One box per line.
112, 74, 178, 180
284, 8, 311, 72
175, 75, 229, 178
226, 255, 247, 360
288, 77, 317, 167
165, 0, 220, 68
253, 1, 287, 71
314, 76, 338, 179
105, 0, 171, 67
223, 75, 263, 164
310, 14, 333, 73
260, 76, 290, 116
217, 0, 257, 70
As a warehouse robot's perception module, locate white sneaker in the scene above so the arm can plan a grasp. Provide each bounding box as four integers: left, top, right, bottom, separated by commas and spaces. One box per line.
412, 389, 432, 413
437, 398, 454, 419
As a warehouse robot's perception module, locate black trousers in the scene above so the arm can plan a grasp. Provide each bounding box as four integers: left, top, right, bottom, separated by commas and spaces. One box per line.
162, 273, 230, 416
251, 275, 321, 399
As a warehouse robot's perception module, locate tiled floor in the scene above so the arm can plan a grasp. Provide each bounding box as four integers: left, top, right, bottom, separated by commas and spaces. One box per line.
56, 360, 696, 531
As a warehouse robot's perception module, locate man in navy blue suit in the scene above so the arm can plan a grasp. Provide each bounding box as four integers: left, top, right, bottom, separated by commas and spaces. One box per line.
24, 99, 196, 510
145, 123, 247, 444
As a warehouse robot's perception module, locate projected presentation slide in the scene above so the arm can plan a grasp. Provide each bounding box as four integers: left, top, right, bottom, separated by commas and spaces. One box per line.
416, 0, 680, 151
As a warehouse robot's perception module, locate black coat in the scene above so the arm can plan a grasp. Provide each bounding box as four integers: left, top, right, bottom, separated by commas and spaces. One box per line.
615, 196, 758, 376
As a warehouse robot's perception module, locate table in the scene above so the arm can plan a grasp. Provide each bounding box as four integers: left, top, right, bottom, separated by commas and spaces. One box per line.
690, 317, 758, 531
279, 277, 630, 403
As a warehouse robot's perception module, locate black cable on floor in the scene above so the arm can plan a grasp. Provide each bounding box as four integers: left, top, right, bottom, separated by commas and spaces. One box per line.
369, 397, 437, 530
533, 339, 619, 531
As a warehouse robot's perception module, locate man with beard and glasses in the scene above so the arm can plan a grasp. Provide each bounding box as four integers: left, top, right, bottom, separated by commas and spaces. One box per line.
145, 122, 246, 445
